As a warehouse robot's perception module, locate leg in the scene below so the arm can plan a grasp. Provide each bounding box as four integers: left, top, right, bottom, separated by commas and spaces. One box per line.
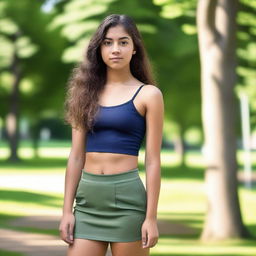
110, 240, 150, 256
67, 238, 109, 256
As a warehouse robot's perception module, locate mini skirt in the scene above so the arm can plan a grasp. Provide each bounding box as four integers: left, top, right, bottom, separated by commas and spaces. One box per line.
73, 167, 147, 242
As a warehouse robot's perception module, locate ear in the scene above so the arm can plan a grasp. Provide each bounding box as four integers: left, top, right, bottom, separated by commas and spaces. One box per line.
133, 50, 136, 54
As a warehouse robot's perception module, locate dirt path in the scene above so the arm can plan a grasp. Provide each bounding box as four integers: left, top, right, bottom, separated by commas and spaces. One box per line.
0, 228, 67, 256
0, 227, 113, 256
0, 215, 196, 256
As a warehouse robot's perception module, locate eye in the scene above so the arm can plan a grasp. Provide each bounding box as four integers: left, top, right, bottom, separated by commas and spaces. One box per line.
103, 41, 111, 46
120, 41, 128, 45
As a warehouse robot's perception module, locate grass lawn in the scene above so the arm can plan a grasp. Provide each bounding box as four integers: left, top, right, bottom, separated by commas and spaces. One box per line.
0, 250, 24, 256
0, 141, 256, 255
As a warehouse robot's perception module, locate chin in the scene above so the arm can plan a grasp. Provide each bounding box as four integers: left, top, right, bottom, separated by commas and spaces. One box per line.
108, 64, 127, 70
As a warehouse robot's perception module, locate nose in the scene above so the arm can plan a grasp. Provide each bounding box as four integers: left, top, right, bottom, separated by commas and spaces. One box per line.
112, 42, 120, 54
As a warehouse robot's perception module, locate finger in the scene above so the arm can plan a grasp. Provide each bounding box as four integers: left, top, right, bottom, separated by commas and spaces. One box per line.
68, 223, 74, 242
144, 236, 151, 248
149, 237, 158, 248
150, 238, 157, 248
141, 230, 147, 248
60, 224, 73, 244
63, 234, 73, 245
144, 236, 157, 248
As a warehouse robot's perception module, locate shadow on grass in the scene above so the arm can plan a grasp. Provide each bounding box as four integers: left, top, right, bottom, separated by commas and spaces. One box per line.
152, 254, 255, 256
159, 212, 204, 217
0, 189, 62, 207
0, 213, 59, 236
0, 213, 22, 225
238, 162, 256, 171
0, 157, 67, 171
160, 165, 205, 180
156, 233, 256, 247
247, 224, 256, 238
0, 250, 25, 256
159, 213, 204, 230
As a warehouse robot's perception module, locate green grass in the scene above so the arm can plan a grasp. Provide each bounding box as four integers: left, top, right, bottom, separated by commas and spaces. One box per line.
0, 250, 25, 256
0, 142, 256, 255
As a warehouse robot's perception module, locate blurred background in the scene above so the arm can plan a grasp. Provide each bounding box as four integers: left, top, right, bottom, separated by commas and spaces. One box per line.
0, 0, 255, 255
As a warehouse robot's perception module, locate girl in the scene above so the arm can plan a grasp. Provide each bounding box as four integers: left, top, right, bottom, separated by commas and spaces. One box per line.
59, 14, 164, 256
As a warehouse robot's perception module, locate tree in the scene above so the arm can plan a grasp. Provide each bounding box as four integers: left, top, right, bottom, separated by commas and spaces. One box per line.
0, 0, 70, 161
153, 0, 201, 164
196, 0, 249, 240
236, 0, 256, 128
0, 0, 38, 161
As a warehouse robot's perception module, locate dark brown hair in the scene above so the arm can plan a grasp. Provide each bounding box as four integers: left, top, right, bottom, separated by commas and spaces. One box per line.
64, 14, 155, 131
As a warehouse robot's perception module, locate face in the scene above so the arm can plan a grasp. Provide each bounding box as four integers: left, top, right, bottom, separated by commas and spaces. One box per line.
100, 25, 136, 70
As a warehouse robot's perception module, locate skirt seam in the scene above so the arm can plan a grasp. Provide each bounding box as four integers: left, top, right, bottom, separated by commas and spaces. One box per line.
80, 176, 140, 184
74, 234, 142, 242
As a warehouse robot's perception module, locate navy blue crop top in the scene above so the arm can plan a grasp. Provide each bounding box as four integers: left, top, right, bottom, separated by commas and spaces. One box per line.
85, 84, 146, 156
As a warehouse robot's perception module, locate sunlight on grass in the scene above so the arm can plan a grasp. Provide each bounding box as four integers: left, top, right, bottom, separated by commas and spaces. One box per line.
151, 237, 256, 255
237, 151, 256, 165
158, 179, 206, 213
185, 151, 206, 168
239, 187, 256, 230
0, 202, 61, 217
16, 148, 70, 159
160, 150, 181, 166
0, 189, 63, 218
0, 148, 9, 159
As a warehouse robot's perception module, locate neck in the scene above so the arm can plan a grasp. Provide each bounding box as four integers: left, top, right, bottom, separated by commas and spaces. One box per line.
105, 67, 134, 86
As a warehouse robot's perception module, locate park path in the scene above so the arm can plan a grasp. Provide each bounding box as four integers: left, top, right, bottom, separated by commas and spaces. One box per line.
0, 216, 195, 256
0, 228, 68, 256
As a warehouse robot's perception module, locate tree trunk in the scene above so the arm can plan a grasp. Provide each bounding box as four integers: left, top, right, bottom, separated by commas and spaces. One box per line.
197, 0, 249, 240
6, 32, 21, 162
31, 122, 40, 158
173, 129, 186, 166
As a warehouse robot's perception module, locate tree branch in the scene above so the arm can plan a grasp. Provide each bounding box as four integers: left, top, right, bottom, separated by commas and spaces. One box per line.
216, 0, 238, 51
197, 0, 218, 36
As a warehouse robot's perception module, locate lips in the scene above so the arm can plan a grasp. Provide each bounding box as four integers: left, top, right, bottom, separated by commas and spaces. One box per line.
110, 57, 123, 60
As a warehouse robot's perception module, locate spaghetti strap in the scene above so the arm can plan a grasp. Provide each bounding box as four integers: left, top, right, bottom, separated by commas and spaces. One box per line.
131, 84, 145, 101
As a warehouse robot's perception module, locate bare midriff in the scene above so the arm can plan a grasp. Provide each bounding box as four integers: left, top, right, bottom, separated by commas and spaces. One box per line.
83, 152, 139, 175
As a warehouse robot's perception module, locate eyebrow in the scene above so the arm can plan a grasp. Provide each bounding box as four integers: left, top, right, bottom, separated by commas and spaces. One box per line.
103, 37, 130, 40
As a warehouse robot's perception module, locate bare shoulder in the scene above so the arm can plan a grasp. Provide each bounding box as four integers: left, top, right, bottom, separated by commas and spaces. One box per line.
142, 84, 164, 106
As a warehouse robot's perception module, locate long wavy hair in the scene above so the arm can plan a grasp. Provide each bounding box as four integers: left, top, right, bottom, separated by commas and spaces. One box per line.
64, 14, 156, 131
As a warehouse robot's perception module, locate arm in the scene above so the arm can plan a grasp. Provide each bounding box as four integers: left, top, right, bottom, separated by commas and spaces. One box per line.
62, 127, 86, 213
59, 127, 86, 244
141, 85, 164, 248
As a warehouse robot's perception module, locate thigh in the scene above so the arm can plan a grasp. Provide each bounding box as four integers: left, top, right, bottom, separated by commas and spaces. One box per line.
67, 238, 109, 256
110, 240, 150, 256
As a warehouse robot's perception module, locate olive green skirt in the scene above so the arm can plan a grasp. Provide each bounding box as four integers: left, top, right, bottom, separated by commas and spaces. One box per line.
73, 167, 147, 242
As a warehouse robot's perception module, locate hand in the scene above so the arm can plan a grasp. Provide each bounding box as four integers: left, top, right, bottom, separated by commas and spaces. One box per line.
141, 218, 159, 248
59, 212, 75, 245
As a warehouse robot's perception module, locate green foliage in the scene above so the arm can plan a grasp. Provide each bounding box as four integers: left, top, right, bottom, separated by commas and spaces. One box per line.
0, 2, 38, 69
154, 0, 196, 19
50, 0, 116, 62
237, 0, 256, 127
155, 0, 256, 131
15, 36, 38, 58
0, 0, 71, 124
